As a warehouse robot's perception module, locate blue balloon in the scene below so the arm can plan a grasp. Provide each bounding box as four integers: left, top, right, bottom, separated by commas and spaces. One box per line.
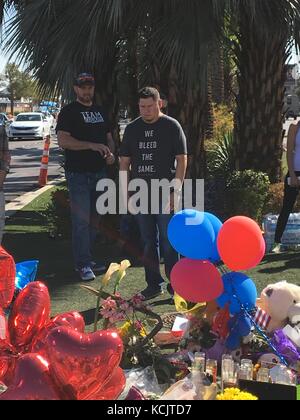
205, 213, 223, 263
15, 260, 39, 290
168, 210, 215, 260
217, 272, 257, 315
226, 313, 252, 350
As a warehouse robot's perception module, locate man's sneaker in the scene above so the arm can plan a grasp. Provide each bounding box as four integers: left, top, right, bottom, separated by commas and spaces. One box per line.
270, 243, 283, 254
78, 266, 96, 282
139, 286, 164, 301
89, 261, 107, 274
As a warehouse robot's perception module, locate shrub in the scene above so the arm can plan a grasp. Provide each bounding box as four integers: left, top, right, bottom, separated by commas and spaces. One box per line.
213, 104, 234, 140
225, 170, 270, 222
263, 182, 300, 215
206, 131, 235, 178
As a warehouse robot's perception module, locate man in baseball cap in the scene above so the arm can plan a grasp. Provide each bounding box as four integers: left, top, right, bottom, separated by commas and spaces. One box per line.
74, 72, 95, 87
56, 71, 116, 281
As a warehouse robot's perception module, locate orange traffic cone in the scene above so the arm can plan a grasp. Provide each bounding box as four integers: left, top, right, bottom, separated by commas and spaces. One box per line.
38, 135, 51, 187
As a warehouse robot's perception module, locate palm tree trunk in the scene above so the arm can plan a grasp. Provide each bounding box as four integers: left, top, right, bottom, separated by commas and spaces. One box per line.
234, 15, 288, 183
94, 54, 120, 149
10, 98, 14, 116
167, 71, 207, 179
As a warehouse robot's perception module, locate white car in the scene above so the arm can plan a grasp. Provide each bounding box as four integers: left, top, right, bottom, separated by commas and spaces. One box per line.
8, 112, 51, 141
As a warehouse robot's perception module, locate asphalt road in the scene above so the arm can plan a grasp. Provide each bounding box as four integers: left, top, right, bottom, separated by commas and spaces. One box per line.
5, 132, 63, 203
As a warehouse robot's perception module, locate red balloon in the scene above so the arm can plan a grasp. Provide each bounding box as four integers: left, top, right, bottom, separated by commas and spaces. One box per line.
87, 367, 126, 400
45, 327, 124, 400
31, 311, 85, 355
0, 354, 61, 400
0, 247, 16, 309
0, 329, 18, 385
8, 282, 51, 351
171, 259, 224, 303
217, 216, 265, 271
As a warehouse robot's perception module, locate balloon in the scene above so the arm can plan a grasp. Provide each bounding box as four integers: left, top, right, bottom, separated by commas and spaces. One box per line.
217, 216, 265, 271
87, 367, 126, 400
45, 327, 124, 400
0, 247, 16, 309
168, 210, 215, 260
217, 272, 257, 315
125, 386, 146, 400
171, 259, 224, 303
205, 213, 223, 263
0, 354, 61, 400
15, 260, 39, 291
31, 312, 85, 355
226, 314, 252, 350
0, 343, 17, 385
8, 282, 51, 351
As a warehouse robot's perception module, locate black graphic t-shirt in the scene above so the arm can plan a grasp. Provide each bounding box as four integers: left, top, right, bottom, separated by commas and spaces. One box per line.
56, 101, 111, 172
120, 115, 187, 182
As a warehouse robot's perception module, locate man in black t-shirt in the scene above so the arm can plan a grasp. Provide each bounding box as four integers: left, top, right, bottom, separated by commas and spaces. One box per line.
57, 73, 115, 281
120, 87, 187, 300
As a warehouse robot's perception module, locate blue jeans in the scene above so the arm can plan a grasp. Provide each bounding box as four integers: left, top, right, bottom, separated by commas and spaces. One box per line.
135, 214, 179, 290
66, 171, 106, 269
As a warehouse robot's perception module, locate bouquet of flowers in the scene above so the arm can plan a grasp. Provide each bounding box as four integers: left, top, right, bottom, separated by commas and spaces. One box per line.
217, 388, 258, 401
81, 260, 171, 374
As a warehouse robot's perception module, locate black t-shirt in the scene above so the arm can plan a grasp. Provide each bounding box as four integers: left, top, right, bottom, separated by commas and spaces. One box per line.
120, 115, 187, 181
56, 101, 110, 173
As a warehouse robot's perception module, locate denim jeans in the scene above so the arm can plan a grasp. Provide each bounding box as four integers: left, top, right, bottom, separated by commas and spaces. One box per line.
66, 171, 106, 269
135, 213, 179, 290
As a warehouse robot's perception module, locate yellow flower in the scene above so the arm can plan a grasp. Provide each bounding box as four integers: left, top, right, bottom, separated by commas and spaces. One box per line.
118, 260, 131, 282
118, 321, 132, 338
174, 292, 206, 317
217, 388, 258, 401
101, 263, 120, 287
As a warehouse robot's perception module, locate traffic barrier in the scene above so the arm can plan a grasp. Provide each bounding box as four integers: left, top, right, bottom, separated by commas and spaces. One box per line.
38, 135, 51, 187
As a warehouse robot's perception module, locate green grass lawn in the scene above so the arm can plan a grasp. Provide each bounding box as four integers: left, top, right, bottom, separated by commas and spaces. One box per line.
3, 185, 300, 329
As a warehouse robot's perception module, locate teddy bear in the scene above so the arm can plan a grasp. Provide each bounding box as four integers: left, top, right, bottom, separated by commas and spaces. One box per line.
258, 281, 300, 332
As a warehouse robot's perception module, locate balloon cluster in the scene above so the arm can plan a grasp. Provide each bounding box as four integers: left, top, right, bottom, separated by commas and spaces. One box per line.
168, 211, 266, 350
0, 247, 125, 400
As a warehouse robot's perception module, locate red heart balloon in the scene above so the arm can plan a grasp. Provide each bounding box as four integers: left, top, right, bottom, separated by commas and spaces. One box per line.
0, 340, 18, 385
87, 367, 126, 400
0, 247, 16, 309
0, 354, 61, 400
8, 282, 51, 351
45, 327, 124, 400
31, 311, 85, 355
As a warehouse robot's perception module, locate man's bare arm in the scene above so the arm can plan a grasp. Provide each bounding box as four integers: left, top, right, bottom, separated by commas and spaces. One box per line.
58, 130, 111, 156
175, 154, 188, 187
107, 132, 115, 154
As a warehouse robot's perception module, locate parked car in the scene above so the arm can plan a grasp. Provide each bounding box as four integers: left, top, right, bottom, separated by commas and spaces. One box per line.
8, 112, 50, 141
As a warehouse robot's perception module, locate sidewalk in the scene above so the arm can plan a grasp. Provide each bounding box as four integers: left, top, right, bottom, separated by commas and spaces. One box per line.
5, 175, 65, 218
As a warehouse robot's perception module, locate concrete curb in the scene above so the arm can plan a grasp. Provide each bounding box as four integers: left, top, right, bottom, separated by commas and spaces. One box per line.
5, 176, 65, 218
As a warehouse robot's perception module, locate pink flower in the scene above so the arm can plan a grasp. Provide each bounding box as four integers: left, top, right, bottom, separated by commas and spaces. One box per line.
131, 294, 144, 307
101, 297, 117, 311
120, 302, 130, 312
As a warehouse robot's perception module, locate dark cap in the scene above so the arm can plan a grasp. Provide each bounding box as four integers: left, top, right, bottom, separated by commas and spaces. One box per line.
74, 73, 95, 87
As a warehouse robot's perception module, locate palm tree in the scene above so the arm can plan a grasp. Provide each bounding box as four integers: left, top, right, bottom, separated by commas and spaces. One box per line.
2, 0, 220, 179
3, 0, 300, 182
227, 0, 300, 182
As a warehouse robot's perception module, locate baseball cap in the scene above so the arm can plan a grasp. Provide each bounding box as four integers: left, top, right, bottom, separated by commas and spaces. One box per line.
74, 73, 95, 87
